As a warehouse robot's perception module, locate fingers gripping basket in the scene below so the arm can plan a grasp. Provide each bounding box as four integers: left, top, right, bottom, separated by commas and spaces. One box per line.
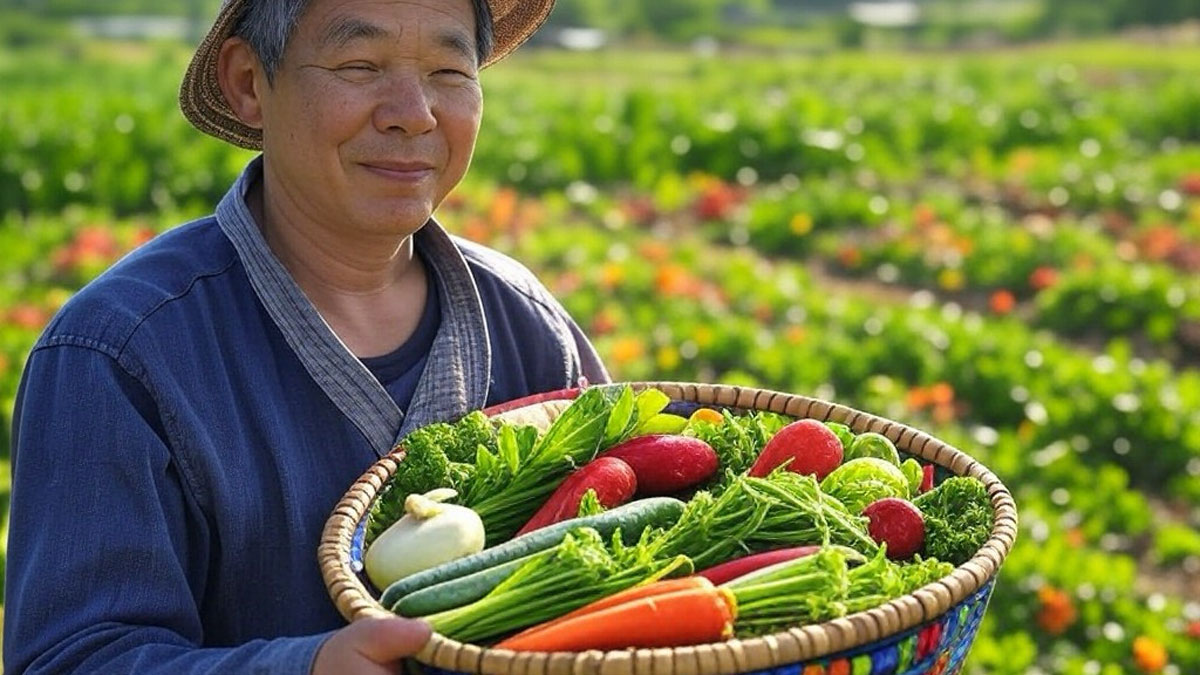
319, 383, 1018, 675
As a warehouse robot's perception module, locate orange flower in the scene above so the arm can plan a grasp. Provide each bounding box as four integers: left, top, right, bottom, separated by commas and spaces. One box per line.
1187, 620, 1200, 639
932, 403, 957, 425
9, 304, 50, 330
590, 309, 617, 336
1179, 171, 1200, 197
488, 187, 518, 229
785, 326, 807, 344
913, 203, 937, 228
929, 382, 955, 406
1132, 636, 1168, 673
989, 290, 1016, 315
1138, 226, 1181, 262
654, 264, 695, 297
694, 181, 739, 221
1029, 266, 1059, 291
1035, 586, 1076, 635
637, 241, 670, 264
75, 226, 118, 259
130, 226, 157, 248
461, 217, 490, 244
906, 386, 932, 410
610, 337, 645, 366
1064, 528, 1085, 548
837, 246, 862, 269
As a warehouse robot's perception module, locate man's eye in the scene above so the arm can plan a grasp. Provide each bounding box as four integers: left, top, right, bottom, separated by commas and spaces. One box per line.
339, 64, 377, 72
435, 69, 472, 78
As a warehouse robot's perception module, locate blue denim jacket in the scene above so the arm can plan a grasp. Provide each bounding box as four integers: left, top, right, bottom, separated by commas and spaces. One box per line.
3, 157, 608, 673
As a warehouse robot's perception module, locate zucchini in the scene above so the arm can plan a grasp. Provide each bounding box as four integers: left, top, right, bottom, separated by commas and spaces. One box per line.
378, 497, 685, 610
394, 550, 549, 616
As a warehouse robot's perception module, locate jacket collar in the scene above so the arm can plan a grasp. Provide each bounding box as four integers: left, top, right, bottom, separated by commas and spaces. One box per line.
215, 155, 491, 455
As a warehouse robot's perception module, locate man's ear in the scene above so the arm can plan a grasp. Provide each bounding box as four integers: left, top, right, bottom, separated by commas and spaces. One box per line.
217, 36, 265, 129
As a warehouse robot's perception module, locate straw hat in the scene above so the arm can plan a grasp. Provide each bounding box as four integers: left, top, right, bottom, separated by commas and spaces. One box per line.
180, 0, 555, 150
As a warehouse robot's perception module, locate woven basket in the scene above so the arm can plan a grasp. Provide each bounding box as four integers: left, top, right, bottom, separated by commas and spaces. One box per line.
319, 382, 1018, 675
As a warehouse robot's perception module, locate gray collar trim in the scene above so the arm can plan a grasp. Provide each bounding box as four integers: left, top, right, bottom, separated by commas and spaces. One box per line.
215, 156, 491, 455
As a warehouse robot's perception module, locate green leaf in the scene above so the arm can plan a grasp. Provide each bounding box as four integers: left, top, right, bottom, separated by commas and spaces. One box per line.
631, 389, 672, 433
497, 425, 522, 474
636, 413, 689, 435
530, 386, 615, 465
602, 385, 636, 447
475, 445, 499, 477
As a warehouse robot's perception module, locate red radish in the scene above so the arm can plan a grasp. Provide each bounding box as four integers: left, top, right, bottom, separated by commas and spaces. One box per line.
600, 435, 719, 495
862, 498, 925, 560
920, 464, 935, 493
695, 546, 822, 585
515, 457, 637, 536
748, 419, 843, 480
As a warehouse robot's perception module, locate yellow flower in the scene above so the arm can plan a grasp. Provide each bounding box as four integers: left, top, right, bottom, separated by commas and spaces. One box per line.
656, 345, 680, 370
790, 212, 813, 235
937, 268, 965, 291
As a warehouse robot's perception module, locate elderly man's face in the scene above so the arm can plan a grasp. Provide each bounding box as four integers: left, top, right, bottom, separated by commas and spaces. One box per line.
258, 0, 482, 236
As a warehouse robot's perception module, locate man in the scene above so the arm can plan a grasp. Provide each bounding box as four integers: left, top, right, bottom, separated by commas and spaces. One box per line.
4, 0, 607, 672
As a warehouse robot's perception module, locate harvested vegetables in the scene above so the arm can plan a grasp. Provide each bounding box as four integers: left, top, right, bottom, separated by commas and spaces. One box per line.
362, 385, 996, 651
913, 476, 994, 565
696, 546, 820, 585
424, 528, 692, 643
820, 457, 911, 514
861, 497, 925, 560
381, 496, 685, 610
599, 434, 719, 495
496, 578, 735, 651
650, 471, 878, 568
748, 419, 844, 480
514, 456, 637, 536
364, 488, 485, 589
725, 546, 953, 637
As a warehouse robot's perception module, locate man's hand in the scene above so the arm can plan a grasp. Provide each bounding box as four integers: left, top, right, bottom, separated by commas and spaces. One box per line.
312, 617, 433, 674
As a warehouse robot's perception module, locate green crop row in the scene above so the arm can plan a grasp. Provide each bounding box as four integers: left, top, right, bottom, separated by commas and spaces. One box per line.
5, 42, 1200, 213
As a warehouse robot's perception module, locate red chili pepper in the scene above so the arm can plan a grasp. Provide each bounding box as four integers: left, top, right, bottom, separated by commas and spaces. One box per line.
514, 457, 637, 536
695, 546, 822, 585
920, 464, 936, 493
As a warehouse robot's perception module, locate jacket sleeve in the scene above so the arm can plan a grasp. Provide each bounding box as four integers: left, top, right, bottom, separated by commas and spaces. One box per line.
3, 342, 333, 674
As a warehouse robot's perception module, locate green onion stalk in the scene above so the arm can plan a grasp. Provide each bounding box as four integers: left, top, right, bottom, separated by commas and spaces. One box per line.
650, 473, 879, 569
425, 528, 691, 643
725, 547, 854, 637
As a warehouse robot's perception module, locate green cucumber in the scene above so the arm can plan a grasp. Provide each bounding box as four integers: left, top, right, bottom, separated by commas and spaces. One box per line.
394, 550, 548, 616
378, 496, 685, 610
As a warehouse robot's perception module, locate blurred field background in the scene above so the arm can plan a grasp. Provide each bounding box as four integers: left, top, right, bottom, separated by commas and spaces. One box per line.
3, 0, 1200, 672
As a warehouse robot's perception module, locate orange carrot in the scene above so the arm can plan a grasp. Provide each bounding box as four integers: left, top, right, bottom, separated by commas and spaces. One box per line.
495, 586, 737, 652
501, 577, 714, 646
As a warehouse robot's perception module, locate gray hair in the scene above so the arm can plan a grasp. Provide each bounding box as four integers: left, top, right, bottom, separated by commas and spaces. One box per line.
233, 0, 495, 85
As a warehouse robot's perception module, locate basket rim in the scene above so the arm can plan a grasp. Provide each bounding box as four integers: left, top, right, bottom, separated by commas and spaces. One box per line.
318, 381, 1019, 675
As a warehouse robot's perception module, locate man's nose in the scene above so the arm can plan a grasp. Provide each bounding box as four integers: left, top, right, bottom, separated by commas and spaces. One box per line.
372, 73, 437, 136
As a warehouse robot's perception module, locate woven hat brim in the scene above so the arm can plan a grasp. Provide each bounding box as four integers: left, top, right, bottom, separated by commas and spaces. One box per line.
179, 0, 555, 150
